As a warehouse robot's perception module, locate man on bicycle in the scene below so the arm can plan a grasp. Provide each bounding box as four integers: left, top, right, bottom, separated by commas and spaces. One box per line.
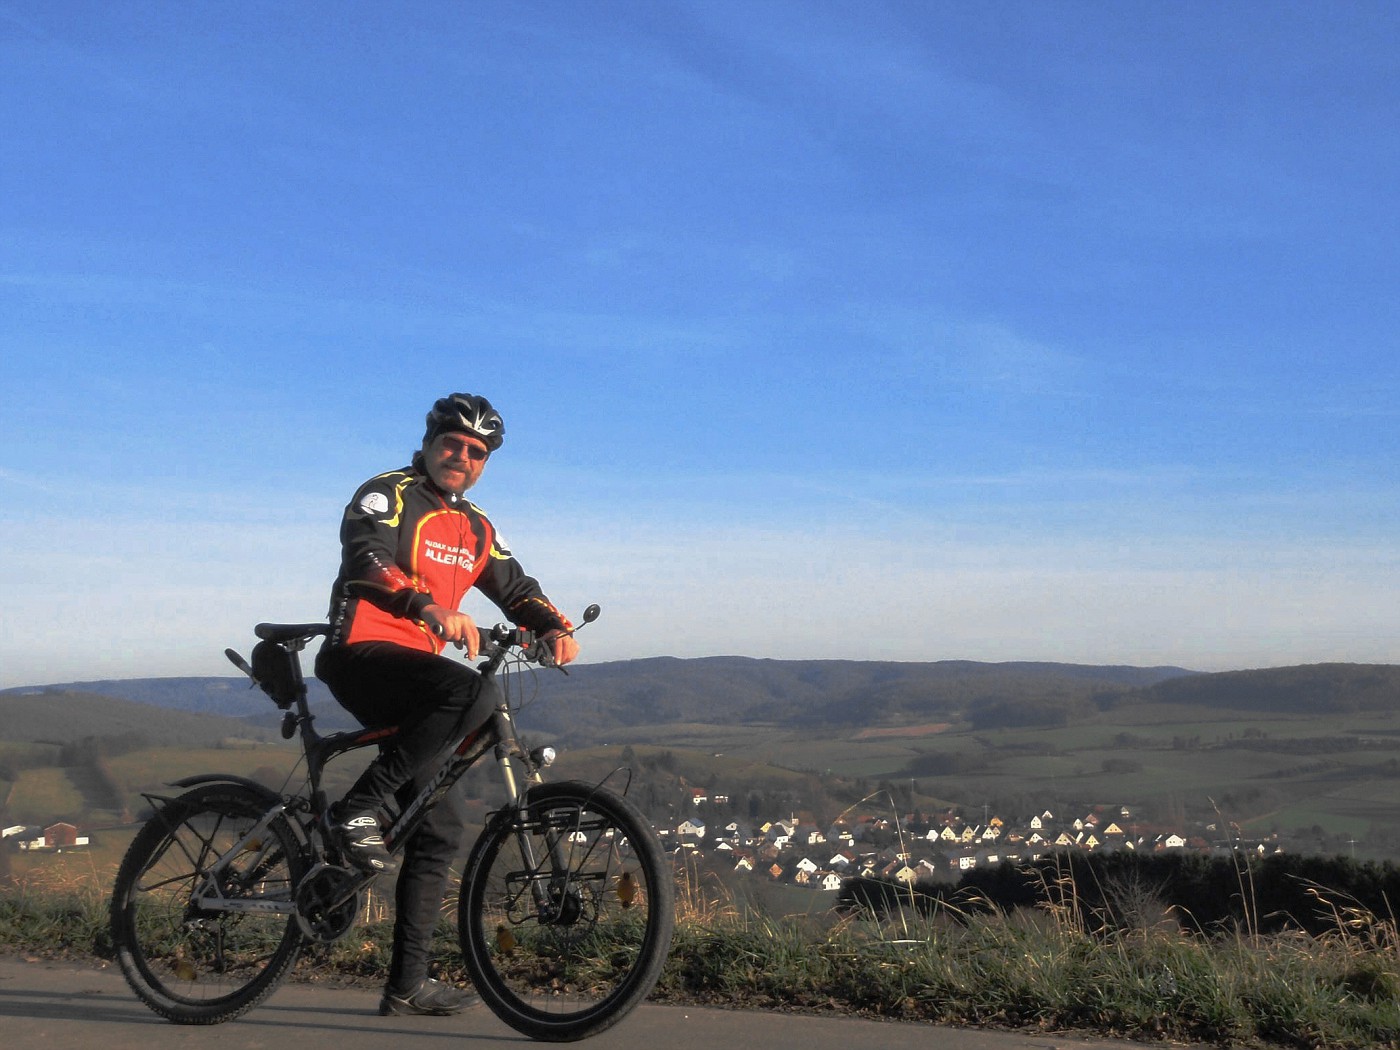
316, 391, 579, 1016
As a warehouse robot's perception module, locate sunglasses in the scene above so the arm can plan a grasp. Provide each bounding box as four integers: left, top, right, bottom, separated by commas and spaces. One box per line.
440, 435, 490, 462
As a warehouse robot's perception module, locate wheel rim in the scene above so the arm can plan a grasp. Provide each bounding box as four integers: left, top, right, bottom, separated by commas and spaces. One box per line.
464, 789, 672, 1030
119, 798, 301, 1009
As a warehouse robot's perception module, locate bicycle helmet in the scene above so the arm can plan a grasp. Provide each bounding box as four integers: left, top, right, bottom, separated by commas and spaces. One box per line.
423, 392, 505, 451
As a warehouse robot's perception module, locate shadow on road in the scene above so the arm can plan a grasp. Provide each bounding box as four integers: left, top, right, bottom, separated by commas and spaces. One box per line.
0, 980, 517, 1043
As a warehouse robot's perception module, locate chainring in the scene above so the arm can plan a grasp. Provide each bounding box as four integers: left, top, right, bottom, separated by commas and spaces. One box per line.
294, 862, 363, 943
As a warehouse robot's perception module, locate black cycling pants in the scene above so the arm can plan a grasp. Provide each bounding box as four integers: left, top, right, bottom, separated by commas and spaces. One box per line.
316, 641, 498, 994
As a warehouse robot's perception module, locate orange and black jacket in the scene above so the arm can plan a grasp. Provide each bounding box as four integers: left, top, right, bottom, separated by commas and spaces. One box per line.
324, 461, 571, 653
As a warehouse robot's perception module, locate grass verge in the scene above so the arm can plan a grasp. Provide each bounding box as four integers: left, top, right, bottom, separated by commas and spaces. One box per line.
2, 859, 1397, 1048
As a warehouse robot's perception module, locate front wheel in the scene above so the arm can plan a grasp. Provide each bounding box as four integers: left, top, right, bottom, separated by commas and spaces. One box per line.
459, 781, 675, 1041
110, 783, 306, 1023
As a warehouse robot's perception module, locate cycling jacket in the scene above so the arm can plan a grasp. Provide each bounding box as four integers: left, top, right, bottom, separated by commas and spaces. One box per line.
325, 460, 571, 652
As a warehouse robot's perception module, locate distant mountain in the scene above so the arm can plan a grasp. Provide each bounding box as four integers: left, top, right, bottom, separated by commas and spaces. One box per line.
508, 658, 1398, 739
0, 689, 285, 748
2, 676, 334, 719
499, 656, 1199, 740
6, 659, 1394, 748
1132, 663, 1400, 714
0, 677, 358, 738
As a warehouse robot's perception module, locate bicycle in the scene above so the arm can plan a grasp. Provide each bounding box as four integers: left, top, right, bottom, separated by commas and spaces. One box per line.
109, 606, 675, 1042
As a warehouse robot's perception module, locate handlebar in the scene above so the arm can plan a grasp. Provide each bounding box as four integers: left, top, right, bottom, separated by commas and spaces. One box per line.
473, 624, 552, 674
225, 606, 595, 723
472, 604, 599, 676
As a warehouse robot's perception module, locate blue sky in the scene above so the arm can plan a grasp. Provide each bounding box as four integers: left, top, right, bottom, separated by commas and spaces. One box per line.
2, 2, 1397, 687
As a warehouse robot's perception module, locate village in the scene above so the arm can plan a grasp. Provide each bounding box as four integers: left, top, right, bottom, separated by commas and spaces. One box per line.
3, 793, 1286, 890
654, 788, 1285, 892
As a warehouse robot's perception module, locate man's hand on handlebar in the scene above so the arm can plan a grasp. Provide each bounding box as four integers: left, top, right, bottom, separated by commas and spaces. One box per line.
540, 628, 579, 668
422, 604, 480, 659
422, 608, 578, 667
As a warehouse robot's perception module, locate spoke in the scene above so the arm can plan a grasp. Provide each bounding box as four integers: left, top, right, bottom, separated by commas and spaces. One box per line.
167, 810, 229, 875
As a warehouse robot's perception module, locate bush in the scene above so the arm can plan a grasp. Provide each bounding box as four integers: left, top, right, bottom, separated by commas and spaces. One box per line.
885, 851, 1400, 937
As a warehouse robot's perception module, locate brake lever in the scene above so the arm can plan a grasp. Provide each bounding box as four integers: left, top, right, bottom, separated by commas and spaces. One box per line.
525, 638, 568, 674
539, 603, 600, 672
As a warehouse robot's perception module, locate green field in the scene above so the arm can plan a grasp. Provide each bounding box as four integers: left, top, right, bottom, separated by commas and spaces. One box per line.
103, 741, 371, 811
6, 699, 1400, 865
7, 768, 86, 822
554, 707, 1400, 858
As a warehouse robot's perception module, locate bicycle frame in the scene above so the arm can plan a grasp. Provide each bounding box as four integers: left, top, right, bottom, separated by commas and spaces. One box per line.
197, 629, 558, 919
183, 801, 298, 915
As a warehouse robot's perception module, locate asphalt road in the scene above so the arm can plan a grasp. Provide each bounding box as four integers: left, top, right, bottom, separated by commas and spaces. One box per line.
0, 955, 1159, 1050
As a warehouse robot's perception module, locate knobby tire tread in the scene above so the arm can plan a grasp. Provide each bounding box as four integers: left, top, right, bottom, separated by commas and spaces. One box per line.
458, 781, 675, 1042
110, 783, 307, 1024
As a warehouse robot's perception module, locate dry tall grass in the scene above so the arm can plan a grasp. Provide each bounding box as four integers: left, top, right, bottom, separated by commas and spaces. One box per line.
3, 849, 1397, 1047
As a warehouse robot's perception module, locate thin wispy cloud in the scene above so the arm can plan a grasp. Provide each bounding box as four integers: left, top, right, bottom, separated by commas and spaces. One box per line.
925, 321, 1089, 398
1, 5, 1395, 685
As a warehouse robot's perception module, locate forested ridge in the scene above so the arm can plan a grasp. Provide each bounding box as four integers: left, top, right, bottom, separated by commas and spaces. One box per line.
5, 659, 1398, 747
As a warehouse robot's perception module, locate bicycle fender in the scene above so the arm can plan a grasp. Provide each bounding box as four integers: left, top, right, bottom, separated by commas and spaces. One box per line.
168, 773, 281, 804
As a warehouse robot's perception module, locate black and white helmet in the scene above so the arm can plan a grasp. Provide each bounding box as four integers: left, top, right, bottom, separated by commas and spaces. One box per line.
423, 392, 505, 451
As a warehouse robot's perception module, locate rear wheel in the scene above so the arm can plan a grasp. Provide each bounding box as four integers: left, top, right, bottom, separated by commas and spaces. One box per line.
110, 783, 306, 1023
459, 781, 675, 1041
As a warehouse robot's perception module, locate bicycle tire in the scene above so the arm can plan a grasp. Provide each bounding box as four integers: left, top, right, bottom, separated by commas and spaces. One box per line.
459, 781, 675, 1041
110, 782, 307, 1024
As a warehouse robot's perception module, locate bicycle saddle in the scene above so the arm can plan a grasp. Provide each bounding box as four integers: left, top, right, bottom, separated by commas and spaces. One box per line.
254, 622, 331, 643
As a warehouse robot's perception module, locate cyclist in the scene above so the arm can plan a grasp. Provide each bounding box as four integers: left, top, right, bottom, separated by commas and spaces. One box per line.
315, 391, 579, 1016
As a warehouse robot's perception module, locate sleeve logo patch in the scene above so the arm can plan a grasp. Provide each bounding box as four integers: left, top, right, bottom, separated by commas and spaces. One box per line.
359, 491, 390, 516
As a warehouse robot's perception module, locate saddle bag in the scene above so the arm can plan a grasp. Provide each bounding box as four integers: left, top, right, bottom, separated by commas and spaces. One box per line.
250, 639, 300, 708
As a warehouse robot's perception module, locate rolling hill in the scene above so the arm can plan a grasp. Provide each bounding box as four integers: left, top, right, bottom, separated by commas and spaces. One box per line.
2, 658, 1398, 858
1131, 663, 1400, 714
0, 677, 358, 738
501, 655, 1200, 741
6, 658, 1398, 746
0, 689, 284, 748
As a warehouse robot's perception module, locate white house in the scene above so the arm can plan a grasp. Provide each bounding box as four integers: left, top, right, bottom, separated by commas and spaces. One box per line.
676, 818, 706, 840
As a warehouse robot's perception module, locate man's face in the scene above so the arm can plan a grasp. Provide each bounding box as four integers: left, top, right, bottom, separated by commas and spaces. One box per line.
423, 431, 489, 495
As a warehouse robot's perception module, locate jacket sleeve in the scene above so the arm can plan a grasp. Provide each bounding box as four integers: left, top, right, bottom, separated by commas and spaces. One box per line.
338, 472, 434, 622
473, 523, 573, 635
